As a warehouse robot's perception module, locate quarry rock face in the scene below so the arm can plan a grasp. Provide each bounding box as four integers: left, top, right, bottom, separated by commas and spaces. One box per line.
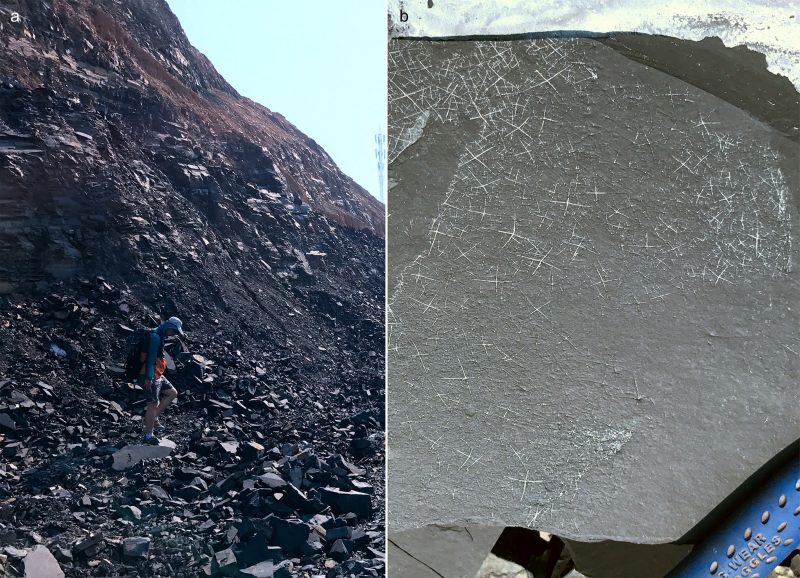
0, 0, 383, 293
0, 1, 384, 576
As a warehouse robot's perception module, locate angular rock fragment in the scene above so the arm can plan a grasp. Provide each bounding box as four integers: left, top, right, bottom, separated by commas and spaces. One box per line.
350, 528, 370, 548
0, 413, 15, 430
219, 441, 239, 455
329, 539, 350, 562
147, 485, 171, 500
73, 533, 104, 556
23, 546, 64, 578
112, 439, 176, 470
270, 518, 310, 555
320, 487, 372, 518
5, 546, 27, 558
325, 526, 352, 541
242, 441, 264, 461
176, 484, 204, 500
258, 473, 287, 489
239, 560, 292, 578
325, 560, 374, 578
288, 466, 302, 488
349, 436, 374, 457
238, 533, 281, 567
211, 547, 237, 576
119, 505, 142, 521
122, 537, 150, 558
351, 480, 373, 495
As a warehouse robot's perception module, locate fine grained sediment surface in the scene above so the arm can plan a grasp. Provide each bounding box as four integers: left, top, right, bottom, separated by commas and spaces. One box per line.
387, 37, 798, 542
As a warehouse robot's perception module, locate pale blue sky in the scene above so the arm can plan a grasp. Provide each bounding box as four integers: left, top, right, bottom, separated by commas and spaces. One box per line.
167, 1, 386, 201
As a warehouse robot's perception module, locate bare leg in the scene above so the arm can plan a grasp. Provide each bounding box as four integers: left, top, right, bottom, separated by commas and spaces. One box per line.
154, 388, 177, 419
144, 401, 158, 436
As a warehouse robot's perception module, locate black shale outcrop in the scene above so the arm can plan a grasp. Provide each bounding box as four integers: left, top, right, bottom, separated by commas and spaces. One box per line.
0, 1, 385, 576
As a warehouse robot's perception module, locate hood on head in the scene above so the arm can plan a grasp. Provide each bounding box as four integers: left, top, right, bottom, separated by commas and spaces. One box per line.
156, 316, 184, 336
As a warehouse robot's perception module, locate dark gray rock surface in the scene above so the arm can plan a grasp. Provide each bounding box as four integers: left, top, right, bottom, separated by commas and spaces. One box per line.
388, 37, 799, 542
121, 537, 151, 559
389, 525, 503, 578
563, 539, 691, 578
321, 486, 373, 518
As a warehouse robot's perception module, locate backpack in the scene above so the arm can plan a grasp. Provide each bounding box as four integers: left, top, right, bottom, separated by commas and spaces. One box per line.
123, 329, 159, 380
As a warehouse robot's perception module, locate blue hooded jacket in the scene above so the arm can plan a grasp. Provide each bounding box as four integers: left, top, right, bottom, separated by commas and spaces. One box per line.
143, 318, 183, 380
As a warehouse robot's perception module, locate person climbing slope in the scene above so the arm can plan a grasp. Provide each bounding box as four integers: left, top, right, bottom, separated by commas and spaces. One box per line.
138, 316, 183, 445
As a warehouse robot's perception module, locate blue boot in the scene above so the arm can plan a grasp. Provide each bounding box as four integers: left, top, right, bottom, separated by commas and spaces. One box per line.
142, 433, 160, 445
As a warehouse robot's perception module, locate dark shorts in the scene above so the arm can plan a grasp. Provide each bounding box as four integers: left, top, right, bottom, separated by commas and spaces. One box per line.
137, 375, 176, 404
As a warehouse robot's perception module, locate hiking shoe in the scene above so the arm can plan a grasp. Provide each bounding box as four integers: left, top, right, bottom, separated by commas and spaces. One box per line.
142, 434, 160, 446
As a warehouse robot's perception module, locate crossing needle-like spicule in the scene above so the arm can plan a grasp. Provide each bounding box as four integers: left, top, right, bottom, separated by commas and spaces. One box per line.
387, 38, 798, 542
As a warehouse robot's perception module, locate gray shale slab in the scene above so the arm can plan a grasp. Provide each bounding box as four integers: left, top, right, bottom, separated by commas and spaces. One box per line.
387, 37, 799, 542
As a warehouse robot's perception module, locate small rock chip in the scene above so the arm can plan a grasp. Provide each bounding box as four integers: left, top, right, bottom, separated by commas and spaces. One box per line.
329, 539, 350, 562
257, 472, 287, 489
239, 560, 292, 578
73, 533, 104, 554
5, 546, 27, 558
212, 547, 237, 576
351, 480, 374, 495
219, 441, 239, 455
241, 441, 264, 461
122, 537, 150, 558
148, 485, 170, 500
119, 505, 142, 521
0, 413, 16, 430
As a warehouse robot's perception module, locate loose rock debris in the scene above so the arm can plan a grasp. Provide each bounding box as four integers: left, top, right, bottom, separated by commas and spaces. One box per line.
0, 259, 385, 578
